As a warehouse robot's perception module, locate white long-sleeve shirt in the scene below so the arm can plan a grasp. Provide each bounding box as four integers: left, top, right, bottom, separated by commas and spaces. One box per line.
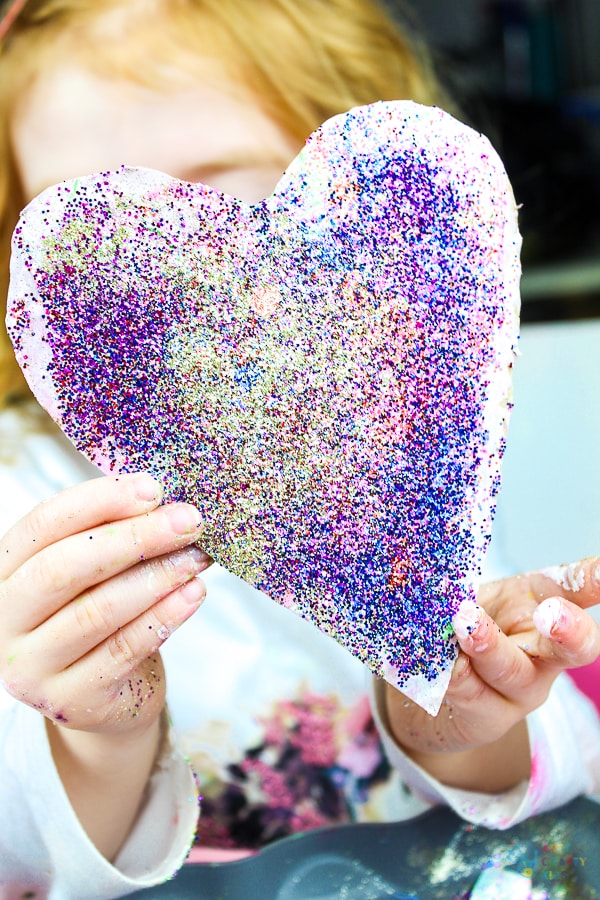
1, 403, 599, 899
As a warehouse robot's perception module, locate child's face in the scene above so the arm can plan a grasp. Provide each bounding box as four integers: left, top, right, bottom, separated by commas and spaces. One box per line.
11, 58, 301, 205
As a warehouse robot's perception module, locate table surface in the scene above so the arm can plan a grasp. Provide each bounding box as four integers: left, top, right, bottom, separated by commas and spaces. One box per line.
127, 795, 600, 899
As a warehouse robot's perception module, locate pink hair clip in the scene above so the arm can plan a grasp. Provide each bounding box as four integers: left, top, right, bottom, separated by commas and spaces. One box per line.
0, 0, 27, 42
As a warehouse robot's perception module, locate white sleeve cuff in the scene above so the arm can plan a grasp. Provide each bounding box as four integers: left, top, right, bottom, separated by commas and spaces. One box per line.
113, 709, 200, 878
0, 698, 199, 898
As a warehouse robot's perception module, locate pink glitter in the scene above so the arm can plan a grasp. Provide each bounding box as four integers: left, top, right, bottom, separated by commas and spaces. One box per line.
6, 101, 521, 713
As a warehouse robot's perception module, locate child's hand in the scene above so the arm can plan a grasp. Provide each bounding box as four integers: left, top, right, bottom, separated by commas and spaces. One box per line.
0, 472, 210, 858
0, 471, 209, 735
385, 559, 600, 793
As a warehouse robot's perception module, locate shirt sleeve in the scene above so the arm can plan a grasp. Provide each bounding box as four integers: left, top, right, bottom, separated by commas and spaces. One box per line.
369, 672, 600, 830
0, 694, 199, 899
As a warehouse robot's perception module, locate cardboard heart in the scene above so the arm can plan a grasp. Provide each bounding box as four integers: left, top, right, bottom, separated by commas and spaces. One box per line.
7, 101, 521, 713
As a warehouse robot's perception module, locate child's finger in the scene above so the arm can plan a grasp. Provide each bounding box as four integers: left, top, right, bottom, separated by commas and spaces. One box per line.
0, 473, 163, 578
441, 651, 520, 745
451, 602, 544, 703
532, 558, 600, 610
3, 501, 203, 633
532, 596, 600, 669
26, 546, 212, 672
61, 576, 207, 693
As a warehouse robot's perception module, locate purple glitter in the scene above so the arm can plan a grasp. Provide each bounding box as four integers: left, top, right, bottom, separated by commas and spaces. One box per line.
6, 102, 521, 713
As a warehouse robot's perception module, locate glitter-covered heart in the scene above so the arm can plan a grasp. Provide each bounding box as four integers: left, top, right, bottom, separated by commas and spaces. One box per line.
7, 101, 520, 713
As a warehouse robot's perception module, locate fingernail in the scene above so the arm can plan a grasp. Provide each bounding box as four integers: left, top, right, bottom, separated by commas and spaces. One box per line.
170, 545, 211, 579
451, 652, 470, 680
156, 624, 172, 641
452, 602, 483, 641
179, 576, 206, 605
166, 503, 201, 536
187, 545, 212, 570
533, 596, 566, 639
134, 473, 162, 503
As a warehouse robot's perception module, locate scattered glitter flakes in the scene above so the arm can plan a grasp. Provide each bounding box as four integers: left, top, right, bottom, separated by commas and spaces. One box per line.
6, 101, 521, 713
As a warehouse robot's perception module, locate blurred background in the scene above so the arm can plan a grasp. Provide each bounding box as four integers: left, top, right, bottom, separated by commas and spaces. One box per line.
398, 0, 600, 578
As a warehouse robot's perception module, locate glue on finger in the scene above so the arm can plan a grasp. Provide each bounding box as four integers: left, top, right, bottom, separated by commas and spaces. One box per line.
532, 596, 566, 639
452, 602, 484, 641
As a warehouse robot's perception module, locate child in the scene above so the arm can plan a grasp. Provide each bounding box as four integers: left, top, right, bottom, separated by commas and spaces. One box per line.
0, 0, 598, 896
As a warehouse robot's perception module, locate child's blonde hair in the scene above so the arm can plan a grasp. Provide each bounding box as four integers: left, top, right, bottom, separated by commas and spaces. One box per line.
0, 0, 450, 407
